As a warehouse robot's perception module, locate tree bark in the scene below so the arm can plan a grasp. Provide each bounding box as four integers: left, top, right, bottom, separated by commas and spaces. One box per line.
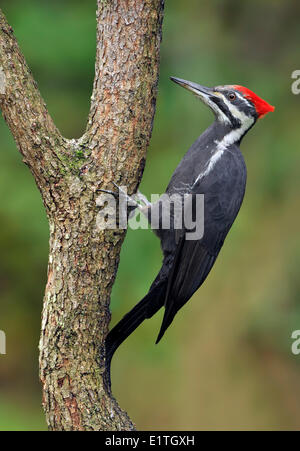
0, 0, 164, 431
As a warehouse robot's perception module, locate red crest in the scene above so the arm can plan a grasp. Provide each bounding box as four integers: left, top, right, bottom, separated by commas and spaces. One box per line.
234, 85, 275, 118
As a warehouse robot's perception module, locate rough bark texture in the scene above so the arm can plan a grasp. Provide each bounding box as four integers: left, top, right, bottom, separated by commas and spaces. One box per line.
0, 0, 164, 431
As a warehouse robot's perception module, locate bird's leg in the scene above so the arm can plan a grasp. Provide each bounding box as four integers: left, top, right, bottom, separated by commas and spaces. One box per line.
97, 183, 152, 215
96, 188, 118, 197
134, 190, 152, 208
115, 184, 153, 220
111, 182, 152, 206
97, 184, 137, 208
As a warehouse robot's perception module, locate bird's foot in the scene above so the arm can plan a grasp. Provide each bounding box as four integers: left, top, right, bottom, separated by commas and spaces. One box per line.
97, 188, 117, 197
97, 183, 151, 212
97, 182, 140, 214
134, 190, 152, 207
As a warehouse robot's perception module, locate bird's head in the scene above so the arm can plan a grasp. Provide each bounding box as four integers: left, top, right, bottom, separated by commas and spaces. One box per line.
170, 77, 274, 138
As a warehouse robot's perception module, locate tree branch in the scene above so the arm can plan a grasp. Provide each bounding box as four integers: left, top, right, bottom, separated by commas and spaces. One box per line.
0, 9, 67, 187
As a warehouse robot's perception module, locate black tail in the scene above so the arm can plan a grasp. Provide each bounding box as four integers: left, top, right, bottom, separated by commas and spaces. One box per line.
105, 281, 166, 374
155, 308, 177, 344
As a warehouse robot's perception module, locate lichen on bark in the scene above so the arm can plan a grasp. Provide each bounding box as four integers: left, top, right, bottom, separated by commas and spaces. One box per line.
0, 0, 164, 431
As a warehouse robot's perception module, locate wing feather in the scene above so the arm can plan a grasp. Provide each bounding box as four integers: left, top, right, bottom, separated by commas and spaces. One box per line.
156, 167, 245, 343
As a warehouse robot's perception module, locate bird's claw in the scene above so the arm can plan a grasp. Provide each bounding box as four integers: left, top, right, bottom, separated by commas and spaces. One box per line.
97, 182, 139, 211
97, 188, 118, 197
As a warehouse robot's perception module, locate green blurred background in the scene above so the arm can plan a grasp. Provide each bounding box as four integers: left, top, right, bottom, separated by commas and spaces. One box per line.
0, 0, 300, 431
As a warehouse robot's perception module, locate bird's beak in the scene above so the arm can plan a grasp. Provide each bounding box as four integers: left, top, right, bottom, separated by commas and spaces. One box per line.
170, 77, 215, 101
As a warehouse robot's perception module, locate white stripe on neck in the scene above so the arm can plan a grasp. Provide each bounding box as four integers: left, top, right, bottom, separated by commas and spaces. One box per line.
215, 115, 254, 152
193, 116, 254, 187
193, 147, 224, 186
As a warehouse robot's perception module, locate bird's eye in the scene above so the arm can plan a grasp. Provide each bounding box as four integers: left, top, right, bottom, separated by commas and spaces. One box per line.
228, 92, 236, 101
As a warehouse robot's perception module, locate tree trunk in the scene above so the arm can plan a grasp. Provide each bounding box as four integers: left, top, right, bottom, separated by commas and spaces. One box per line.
0, 0, 164, 431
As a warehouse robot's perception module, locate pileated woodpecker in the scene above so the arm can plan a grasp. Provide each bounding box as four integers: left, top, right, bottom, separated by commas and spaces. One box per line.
105, 77, 274, 371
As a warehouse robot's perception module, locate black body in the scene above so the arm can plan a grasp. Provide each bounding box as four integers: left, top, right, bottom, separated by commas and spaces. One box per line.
106, 120, 247, 367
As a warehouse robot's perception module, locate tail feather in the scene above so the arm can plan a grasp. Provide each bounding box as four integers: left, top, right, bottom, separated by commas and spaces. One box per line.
105, 281, 166, 372
155, 306, 176, 344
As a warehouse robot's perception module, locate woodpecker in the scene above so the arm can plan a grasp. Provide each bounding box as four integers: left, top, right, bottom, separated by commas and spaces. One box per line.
105, 77, 274, 371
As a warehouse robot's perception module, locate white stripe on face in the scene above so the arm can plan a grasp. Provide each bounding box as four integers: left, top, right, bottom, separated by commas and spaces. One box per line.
189, 87, 231, 125
214, 92, 254, 150
219, 92, 253, 126
191, 84, 254, 131
235, 91, 251, 106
